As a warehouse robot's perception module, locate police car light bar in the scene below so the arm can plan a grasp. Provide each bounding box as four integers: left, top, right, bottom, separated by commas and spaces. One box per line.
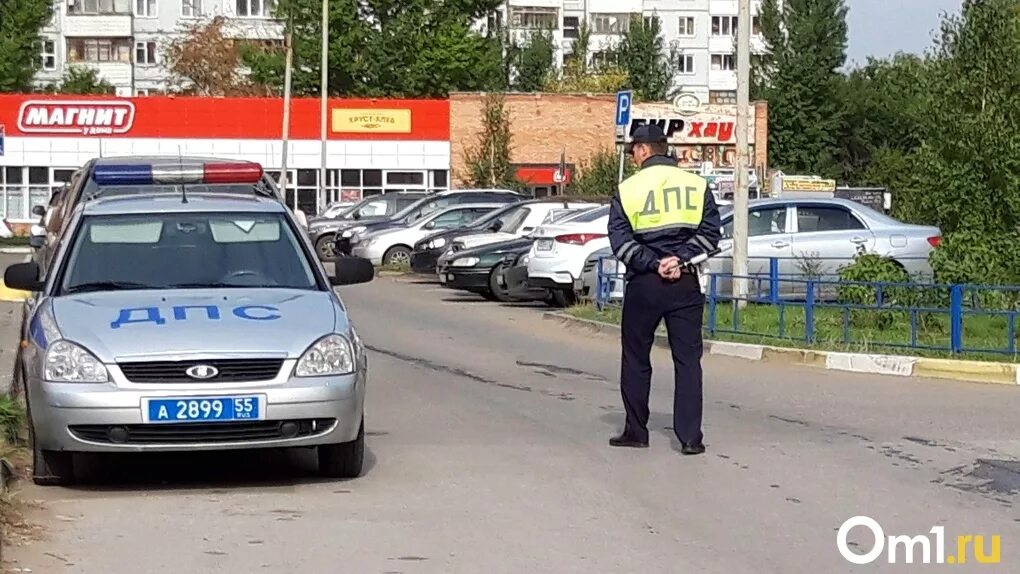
93, 162, 264, 186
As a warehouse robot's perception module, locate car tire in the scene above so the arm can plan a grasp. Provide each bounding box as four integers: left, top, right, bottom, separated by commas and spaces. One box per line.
549, 288, 576, 308
315, 234, 336, 261
383, 246, 412, 267
318, 419, 365, 479
28, 401, 74, 486
488, 267, 517, 303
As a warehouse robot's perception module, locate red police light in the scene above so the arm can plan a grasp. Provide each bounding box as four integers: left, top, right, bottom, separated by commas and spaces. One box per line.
202, 162, 264, 184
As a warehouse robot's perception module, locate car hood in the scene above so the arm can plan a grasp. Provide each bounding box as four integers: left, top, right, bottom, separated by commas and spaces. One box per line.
454, 232, 517, 249
46, 289, 344, 362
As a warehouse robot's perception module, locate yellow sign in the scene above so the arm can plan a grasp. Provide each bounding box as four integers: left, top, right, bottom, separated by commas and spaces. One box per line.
331, 109, 411, 133
782, 177, 837, 192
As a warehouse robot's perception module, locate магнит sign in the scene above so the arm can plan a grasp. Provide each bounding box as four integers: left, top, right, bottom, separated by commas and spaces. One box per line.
17, 100, 135, 135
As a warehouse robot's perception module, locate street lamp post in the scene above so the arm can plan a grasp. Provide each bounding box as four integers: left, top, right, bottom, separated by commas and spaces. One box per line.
733, 0, 751, 307
319, 0, 329, 215
280, 15, 293, 200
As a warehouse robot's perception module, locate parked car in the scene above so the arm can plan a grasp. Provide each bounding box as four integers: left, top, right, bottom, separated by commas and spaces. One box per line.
438, 237, 541, 302
309, 192, 428, 260
351, 203, 505, 266
7, 165, 376, 485
334, 189, 525, 257
525, 205, 611, 307
711, 197, 941, 298
410, 198, 600, 274
579, 247, 626, 302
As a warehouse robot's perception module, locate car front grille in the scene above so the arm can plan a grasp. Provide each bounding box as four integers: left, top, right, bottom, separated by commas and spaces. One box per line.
70, 418, 336, 445
118, 359, 285, 383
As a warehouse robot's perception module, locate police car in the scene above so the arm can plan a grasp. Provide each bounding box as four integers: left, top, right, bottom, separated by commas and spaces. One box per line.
5, 161, 374, 485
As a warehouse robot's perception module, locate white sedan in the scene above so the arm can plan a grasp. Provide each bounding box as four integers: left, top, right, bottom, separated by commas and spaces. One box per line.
525, 205, 611, 307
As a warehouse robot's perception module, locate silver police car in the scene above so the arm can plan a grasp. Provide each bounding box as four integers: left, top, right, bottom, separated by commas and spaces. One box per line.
6, 161, 374, 485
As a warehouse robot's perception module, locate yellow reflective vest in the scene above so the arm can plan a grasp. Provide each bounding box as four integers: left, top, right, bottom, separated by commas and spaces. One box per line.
618, 165, 708, 234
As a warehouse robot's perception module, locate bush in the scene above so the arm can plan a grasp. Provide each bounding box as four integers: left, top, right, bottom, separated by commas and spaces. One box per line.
929, 230, 1020, 311
570, 147, 636, 196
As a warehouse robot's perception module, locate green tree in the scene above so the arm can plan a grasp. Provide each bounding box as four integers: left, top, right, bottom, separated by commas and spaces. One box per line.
613, 15, 677, 101
506, 27, 555, 92
46, 66, 115, 94
463, 93, 522, 190
753, 0, 849, 176
0, 0, 52, 92
837, 54, 931, 183
246, 0, 504, 97
571, 147, 636, 196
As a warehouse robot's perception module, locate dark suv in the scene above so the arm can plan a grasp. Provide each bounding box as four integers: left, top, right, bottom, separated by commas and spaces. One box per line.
332, 189, 525, 257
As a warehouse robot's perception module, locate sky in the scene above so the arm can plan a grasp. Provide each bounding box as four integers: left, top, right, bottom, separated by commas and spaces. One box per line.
845, 0, 963, 65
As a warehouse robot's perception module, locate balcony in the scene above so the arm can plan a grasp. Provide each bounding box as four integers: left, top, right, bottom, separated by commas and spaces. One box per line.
708, 69, 737, 91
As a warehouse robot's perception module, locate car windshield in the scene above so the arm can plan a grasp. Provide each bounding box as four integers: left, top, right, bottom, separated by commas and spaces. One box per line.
569, 205, 611, 222
59, 212, 319, 294
467, 204, 516, 229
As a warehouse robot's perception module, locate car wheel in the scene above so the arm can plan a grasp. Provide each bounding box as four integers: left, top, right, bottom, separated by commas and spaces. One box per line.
383, 246, 412, 267
318, 419, 365, 479
315, 234, 336, 261
28, 401, 74, 486
549, 288, 576, 308
488, 267, 517, 303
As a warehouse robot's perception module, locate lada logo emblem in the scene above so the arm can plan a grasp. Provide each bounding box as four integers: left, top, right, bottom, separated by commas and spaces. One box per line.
185, 364, 219, 379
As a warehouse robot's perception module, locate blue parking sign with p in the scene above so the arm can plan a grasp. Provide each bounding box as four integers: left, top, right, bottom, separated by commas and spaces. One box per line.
615, 91, 632, 127
0, 124, 5, 156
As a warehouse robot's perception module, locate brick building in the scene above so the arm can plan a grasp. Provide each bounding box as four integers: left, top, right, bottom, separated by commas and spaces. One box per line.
450, 92, 768, 194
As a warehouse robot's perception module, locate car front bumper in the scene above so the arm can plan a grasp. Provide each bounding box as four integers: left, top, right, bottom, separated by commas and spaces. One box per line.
442, 267, 491, 290
27, 361, 366, 453
504, 264, 549, 300
410, 248, 443, 274
350, 244, 385, 266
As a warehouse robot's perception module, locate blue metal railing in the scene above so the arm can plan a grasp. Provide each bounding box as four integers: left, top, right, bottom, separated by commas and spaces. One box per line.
593, 255, 1020, 357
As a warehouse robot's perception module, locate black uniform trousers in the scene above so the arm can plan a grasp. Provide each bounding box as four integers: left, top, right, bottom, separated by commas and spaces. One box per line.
619, 271, 705, 446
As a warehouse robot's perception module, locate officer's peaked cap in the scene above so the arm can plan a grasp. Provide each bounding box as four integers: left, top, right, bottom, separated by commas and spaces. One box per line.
626, 125, 668, 153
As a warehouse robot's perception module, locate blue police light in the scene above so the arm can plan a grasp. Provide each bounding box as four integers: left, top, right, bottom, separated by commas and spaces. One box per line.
92, 162, 264, 186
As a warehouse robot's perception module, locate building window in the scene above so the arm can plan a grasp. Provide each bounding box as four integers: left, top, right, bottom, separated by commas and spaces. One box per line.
486, 11, 503, 32
563, 15, 579, 39
181, 0, 202, 18
509, 6, 558, 29
753, 15, 761, 35
711, 53, 736, 71
592, 13, 632, 34
711, 16, 738, 36
135, 0, 156, 17
678, 54, 695, 75
710, 90, 737, 104
70, 0, 132, 15
236, 0, 275, 18
135, 41, 157, 65
591, 50, 618, 69
41, 40, 56, 70
643, 15, 659, 30
678, 16, 695, 37
68, 39, 132, 63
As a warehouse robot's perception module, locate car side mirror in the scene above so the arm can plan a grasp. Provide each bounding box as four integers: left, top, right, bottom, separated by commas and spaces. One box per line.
32, 205, 46, 217
29, 235, 45, 248
4, 262, 44, 291
330, 256, 374, 286
423, 221, 436, 230
490, 220, 504, 232
352, 211, 362, 220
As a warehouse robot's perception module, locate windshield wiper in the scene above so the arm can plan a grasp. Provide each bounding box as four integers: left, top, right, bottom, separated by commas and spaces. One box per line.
64, 281, 153, 294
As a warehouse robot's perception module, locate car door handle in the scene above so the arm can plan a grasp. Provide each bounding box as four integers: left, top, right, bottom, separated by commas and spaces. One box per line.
771, 240, 789, 248
850, 236, 868, 244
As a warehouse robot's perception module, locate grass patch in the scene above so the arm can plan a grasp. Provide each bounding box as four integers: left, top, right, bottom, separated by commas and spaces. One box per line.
0, 237, 29, 247
565, 302, 1020, 363
0, 394, 29, 557
377, 261, 410, 274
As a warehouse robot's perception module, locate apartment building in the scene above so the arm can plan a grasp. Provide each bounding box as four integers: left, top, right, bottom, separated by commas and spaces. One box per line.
35, 0, 283, 96
492, 0, 768, 104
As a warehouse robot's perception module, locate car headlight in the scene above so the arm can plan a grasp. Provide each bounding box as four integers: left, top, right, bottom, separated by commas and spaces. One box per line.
430, 237, 447, 249
361, 237, 377, 247
45, 340, 108, 383
342, 226, 366, 238
452, 257, 479, 267
519, 253, 531, 266
296, 334, 355, 377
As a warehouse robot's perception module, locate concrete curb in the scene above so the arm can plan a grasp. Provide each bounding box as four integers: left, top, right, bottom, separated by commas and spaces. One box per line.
542, 312, 1020, 386
0, 247, 31, 254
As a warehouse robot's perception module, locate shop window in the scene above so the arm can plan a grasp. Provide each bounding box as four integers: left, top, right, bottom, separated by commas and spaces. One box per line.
385, 171, 425, 186
340, 169, 360, 187
296, 169, 317, 187
53, 169, 76, 183
28, 168, 50, 216
431, 170, 449, 190
363, 189, 383, 197
363, 170, 382, 187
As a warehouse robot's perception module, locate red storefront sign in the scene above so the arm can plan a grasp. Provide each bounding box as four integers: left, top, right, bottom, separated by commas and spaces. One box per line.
0, 95, 450, 141
515, 165, 573, 185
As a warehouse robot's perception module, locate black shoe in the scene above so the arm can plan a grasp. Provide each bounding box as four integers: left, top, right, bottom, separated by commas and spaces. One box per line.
609, 433, 649, 448
680, 442, 706, 455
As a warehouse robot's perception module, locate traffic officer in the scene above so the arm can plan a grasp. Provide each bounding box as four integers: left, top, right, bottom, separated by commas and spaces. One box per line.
607, 124, 721, 455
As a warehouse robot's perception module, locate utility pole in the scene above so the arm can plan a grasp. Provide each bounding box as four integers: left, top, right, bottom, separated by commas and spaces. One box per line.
319, 0, 329, 215
280, 16, 294, 201
733, 0, 751, 307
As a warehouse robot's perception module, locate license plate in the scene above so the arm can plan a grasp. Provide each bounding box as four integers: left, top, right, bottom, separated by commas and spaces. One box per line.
536, 239, 553, 251
143, 395, 264, 424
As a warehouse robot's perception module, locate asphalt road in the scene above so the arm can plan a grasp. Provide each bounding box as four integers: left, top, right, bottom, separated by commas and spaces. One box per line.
5, 271, 1020, 573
